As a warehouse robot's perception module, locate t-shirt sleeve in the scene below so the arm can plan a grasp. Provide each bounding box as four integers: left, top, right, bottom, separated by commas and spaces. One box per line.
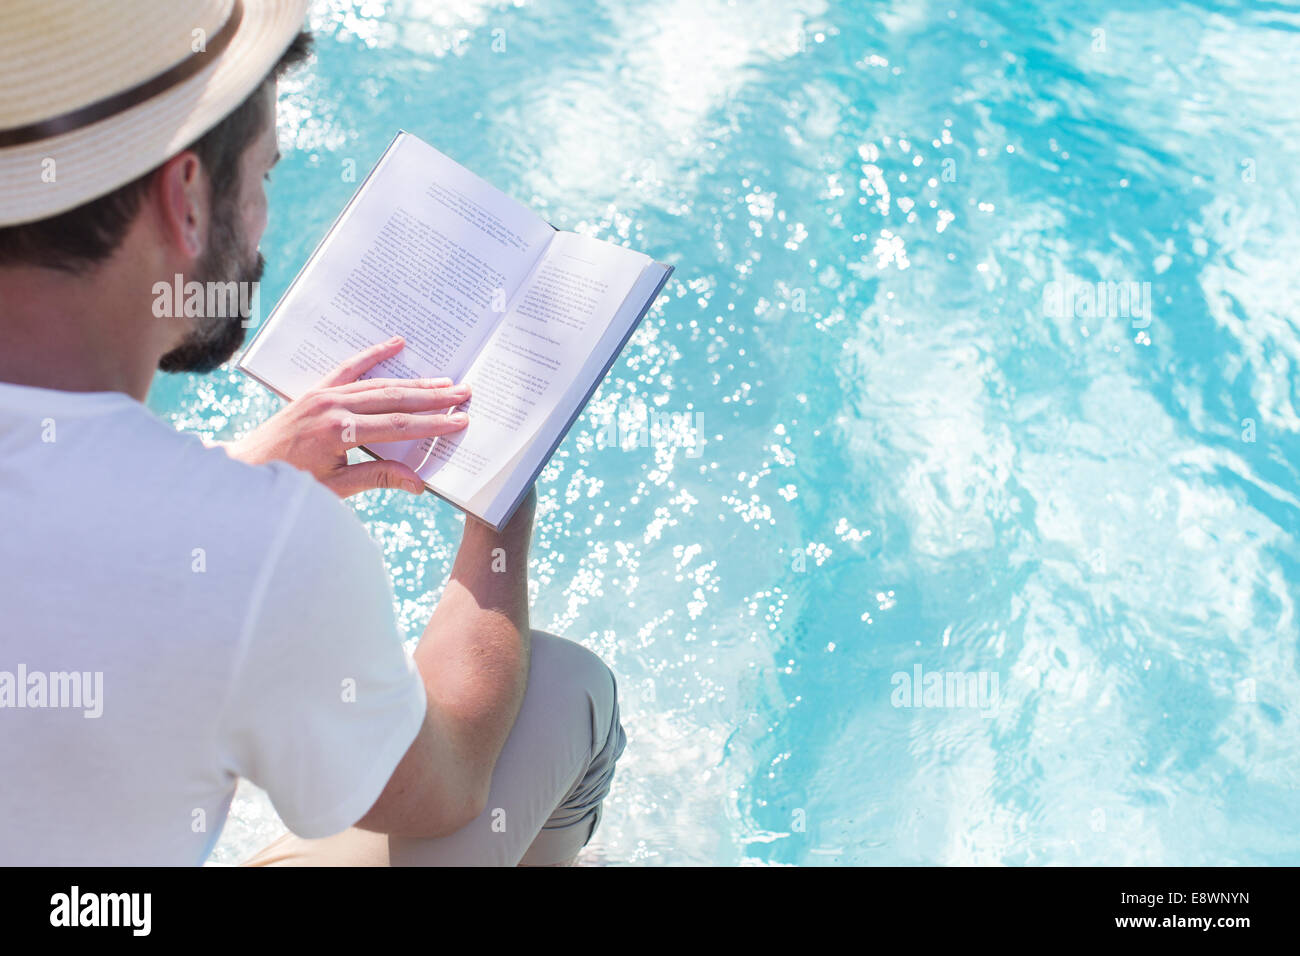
216, 470, 428, 839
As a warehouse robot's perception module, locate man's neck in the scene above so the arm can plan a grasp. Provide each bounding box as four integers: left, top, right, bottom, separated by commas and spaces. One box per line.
0, 263, 163, 402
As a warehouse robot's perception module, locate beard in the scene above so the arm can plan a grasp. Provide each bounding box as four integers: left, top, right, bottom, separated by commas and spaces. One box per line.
157, 198, 265, 374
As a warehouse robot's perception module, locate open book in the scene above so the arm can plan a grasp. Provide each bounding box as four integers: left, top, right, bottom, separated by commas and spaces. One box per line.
239, 131, 673, 530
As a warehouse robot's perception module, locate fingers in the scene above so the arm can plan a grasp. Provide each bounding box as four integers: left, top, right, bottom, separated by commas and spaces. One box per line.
327, 460, 427, 498
317, 336, 407, 388
339, 383, 470, 414
345, 410, 469, 448
331, 376, 454, 393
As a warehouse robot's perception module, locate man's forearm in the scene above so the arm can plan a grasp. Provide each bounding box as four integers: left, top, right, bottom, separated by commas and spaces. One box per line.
412, 500, 534, 798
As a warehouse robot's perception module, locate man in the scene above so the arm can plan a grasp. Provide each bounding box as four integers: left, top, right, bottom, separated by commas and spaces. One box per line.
0, 0, 626, 866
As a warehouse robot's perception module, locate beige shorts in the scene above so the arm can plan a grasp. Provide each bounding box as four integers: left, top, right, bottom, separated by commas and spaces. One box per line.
241, 630, 626, 866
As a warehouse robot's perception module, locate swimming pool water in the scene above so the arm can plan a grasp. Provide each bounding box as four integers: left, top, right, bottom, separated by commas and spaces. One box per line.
162, 0, 1300, 865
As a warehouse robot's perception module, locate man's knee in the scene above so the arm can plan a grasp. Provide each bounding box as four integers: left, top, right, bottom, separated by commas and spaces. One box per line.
525, 630, 626, 793
528, 630, 620, 730
517, 631, 627, 864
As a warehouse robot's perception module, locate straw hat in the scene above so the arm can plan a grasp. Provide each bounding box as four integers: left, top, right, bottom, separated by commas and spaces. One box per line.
0, 0, 310, 227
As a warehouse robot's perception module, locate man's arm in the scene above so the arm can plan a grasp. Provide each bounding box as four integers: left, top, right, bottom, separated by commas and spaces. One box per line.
353, 490, 536, 837
226, 340, 537, 838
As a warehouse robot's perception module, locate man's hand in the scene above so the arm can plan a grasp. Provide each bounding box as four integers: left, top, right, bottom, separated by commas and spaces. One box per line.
226, 337, 470, 497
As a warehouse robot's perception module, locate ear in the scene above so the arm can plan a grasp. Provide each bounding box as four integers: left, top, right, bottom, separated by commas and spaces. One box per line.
151, 150, 209, 262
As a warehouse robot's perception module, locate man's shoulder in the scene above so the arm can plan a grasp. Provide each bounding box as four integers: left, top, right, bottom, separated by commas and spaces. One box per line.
116, 415, 389, 638
29, 397, 386, 611
103, 405, 360, 563
131, 412, 318, 522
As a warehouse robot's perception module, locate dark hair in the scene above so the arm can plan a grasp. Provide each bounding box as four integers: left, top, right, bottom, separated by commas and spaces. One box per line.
0, 31, 313, 272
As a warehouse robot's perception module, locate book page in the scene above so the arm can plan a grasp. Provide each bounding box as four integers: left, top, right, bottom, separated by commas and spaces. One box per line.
240, 132, 556, 465
410, 232, 651, 502
467, 260, 671, 526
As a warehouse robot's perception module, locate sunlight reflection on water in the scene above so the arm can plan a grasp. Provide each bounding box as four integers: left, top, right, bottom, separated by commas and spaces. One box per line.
175, 0, 1300, 865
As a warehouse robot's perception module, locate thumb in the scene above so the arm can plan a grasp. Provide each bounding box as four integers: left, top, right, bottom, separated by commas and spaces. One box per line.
327, 460, 425, 498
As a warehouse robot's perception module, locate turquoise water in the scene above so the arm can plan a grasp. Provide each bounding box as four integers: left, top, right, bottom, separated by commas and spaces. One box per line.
162, 0, 1300, 864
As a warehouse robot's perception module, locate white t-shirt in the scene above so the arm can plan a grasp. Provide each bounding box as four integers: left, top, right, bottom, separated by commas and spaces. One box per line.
0, 381, 427, 865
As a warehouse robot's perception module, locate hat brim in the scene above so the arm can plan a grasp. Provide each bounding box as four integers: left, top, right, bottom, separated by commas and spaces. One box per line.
0, 0, 310, 228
